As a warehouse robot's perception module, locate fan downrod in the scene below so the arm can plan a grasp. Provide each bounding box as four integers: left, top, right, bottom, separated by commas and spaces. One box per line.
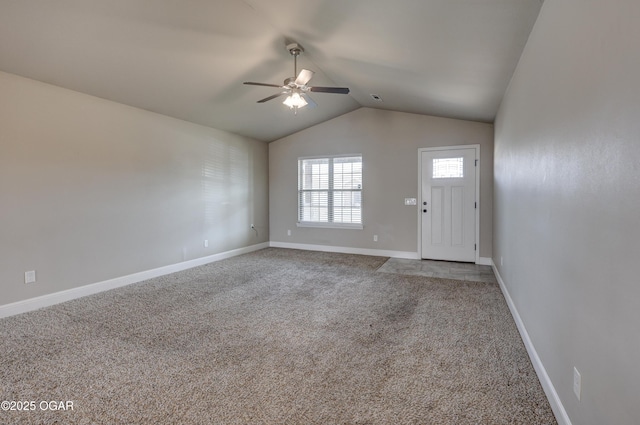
286, 43, 304, 83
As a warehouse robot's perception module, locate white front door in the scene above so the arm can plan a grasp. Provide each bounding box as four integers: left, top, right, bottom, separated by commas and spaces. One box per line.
421, 147, 477, 262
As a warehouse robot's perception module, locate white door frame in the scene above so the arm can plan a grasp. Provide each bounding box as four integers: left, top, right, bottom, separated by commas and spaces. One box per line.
418, 144, 480, 263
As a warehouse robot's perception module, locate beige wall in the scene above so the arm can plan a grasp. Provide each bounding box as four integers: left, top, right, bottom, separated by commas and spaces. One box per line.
0, 71, 269, 306
494, 0, 640, 424
269, 107, 493, 257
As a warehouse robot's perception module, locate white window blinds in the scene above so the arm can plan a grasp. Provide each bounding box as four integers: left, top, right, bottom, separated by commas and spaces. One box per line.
298, 156, 362, 226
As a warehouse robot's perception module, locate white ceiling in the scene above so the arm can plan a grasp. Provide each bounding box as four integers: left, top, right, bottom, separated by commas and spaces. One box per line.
0, 0, 542, 142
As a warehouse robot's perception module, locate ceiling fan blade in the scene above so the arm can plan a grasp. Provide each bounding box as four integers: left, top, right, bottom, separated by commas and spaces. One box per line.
257, 92, 287, 103
309, 86, 350, 94
295, 69, 314, 86
302, 93, 317, 108
244, 82, 285, 88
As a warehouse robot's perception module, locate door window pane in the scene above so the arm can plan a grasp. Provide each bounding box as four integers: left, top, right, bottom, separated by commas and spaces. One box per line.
433, 157, 464, 178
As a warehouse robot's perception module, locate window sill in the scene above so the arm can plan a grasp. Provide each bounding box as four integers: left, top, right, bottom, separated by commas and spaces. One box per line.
297, 222, 364, 230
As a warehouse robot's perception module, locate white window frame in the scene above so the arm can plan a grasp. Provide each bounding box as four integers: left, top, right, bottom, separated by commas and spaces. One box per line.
297, 154, 363, 230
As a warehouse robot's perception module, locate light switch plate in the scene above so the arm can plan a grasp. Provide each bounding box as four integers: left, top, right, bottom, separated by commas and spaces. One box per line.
404, 198, 417, 206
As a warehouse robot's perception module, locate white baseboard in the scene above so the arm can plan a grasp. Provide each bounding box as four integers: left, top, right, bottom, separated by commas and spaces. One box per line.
491, 260, 572, 425
269, 241, 419, 259
476, 256, 492, 266
0, 242, 269, 319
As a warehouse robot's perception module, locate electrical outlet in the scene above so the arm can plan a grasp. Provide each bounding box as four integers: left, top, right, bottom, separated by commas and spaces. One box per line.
25, 270, 36, 284
573, 367, 581, 401
373, 235, 378, 242
500, 256, 503, 266
287, 229, 291, 236
204, 240, 209, 248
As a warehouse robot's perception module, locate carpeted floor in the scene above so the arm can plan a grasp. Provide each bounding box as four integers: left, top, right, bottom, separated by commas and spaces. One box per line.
0, 248, 556, 424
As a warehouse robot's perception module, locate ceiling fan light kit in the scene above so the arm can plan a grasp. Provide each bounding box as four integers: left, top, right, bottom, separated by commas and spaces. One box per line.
243, 42, 350, 114
282, 90, 307, 109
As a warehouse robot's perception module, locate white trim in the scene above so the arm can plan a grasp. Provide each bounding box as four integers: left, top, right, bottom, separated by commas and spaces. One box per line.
297, 153, 362, 160
476, 256, 493, 266
296, 222, 364, 230
269, 241, 419, 260
0, 242, 269, 319
419, 144, 480, 152
418, 144, 481, 262
491, 260, 572, 425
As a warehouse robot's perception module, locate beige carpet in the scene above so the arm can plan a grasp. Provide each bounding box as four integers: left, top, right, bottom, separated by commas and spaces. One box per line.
0, 248, 556, 424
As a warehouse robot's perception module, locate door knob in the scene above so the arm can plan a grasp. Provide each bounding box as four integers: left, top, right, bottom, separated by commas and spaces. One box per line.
423, 201, 427, 205
423, 209, 427, 213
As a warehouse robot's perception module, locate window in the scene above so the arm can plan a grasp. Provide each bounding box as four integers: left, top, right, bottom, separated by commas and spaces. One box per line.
433, 157, 464, 179
298, 155, 362, 228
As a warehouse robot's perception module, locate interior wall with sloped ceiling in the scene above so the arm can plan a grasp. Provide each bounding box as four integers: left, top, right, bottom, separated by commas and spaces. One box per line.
269, 107, 493, 258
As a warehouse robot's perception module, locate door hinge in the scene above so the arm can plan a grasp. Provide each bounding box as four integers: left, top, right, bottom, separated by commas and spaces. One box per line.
475, 159, 478, 166
474, 244, 477, 251
475, 201, 477, 209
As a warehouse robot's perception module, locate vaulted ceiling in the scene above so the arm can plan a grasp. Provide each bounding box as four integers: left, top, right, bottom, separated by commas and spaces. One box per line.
0, 0, 543, 142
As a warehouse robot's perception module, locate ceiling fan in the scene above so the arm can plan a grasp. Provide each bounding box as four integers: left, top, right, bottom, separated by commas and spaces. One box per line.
243, 43, 350, 114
